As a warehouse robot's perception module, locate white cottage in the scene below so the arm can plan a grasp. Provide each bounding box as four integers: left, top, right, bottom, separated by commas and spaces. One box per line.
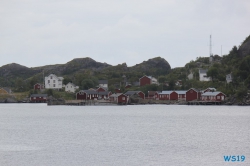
199, 69, 211, 81
65, 82, 79, 93
226, 73, 233, 83
45, 74, 64, 89
98, 80, 108, 88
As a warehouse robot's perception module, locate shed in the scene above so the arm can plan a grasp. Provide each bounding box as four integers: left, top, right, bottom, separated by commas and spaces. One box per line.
30, 94, 47, 103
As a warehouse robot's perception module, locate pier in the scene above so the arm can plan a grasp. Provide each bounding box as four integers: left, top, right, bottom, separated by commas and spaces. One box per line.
188, 101, 222, 105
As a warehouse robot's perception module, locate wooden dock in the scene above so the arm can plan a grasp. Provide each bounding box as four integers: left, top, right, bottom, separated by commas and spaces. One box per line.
188, 100, 222, 105
65, 100, 116, 106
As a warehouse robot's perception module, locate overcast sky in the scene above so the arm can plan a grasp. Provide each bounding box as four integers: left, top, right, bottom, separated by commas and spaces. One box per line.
0, 0, 249, 68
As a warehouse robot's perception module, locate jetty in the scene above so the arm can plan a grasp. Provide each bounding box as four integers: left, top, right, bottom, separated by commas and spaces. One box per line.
187, 100, 223, 105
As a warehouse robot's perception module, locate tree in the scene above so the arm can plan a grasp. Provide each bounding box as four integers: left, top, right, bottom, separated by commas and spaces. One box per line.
63, 77, 72, 85
15, 78, 26, 92
158, 76, 167, 84
81, 79, 94, 89
207, 67, 219, 81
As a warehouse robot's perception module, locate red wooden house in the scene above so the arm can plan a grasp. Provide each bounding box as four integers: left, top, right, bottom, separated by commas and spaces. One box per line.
203, 87, 216, 93
139, 75, 158, 86
96, 87, 107, 92
115, 88, 121, 93
186, 88, 201, 101
176, 91, 186, 100
109, 93, 128, 104
154, 91, 160, 100
124, 91, 145, 99
30, 94, 47, 103
98, 91, 112, 99
34, 83, 44, 90
147, 91, 158, 99
158, 91, 178, 100
76, 90, 99, 100
125, 84, 132, 89
201, 92, 226, 101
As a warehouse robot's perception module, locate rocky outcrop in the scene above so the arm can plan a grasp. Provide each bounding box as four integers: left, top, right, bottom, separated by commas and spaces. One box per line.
129, 57, 171, 75
0, 97, 18, 103
238, 35, 250, 57
47, 96, 65, 105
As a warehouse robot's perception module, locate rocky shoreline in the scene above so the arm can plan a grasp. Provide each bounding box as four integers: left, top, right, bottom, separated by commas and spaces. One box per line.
1, 96, 250, 106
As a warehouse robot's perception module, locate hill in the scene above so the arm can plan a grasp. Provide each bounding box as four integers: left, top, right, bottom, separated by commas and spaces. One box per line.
0, 57, 171, 91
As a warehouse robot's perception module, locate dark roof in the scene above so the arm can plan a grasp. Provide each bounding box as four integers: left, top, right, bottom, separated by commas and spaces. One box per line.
99, 80, 108, 84
199, 69, 208, 74
148, 91, 160, 96
30, 94, 48, 97
79, 90, 98, 95
175, 90, 186, 95
187, 88, 200, 92
132, 82, 140, 86
97, 87, 108, 91
98, 91, 110, 95
124, 91, 142, 96
110, 93, 125, 97
201, 91, 226, 96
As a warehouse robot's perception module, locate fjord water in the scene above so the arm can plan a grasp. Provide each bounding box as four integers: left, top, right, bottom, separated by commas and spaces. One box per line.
0, 104, 249, 166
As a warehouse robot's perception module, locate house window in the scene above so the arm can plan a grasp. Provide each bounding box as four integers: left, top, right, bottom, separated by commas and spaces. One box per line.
48, 80, 50, 83
53, 84, 55, 87
53, 80, 55, 83
122, 97, 125, 100
217, 96, 220, 99
50, 76, 52, 79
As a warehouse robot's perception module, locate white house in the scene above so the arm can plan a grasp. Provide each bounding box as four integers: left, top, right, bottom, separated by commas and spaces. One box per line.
187, 72, 194, 80
226, 73, 233, 83
98, 80, 108, 88
199, 69, 211, 81
45, 74, 64, 89
65, 82, 79, 93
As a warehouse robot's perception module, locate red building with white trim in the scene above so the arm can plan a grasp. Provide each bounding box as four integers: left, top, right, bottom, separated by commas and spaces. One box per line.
110, 93, 128, 104
158, 91, 178, 100
139, 75, 158, 86
201, 92, 226, 101
30, 94, 47, 103
124, 91, 145, 99
76, 90, 99, 100
34, 83, 44, 90
186, 88, 201, 101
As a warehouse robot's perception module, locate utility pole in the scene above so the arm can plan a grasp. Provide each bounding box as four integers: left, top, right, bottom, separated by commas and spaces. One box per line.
221, 45, 222, 56
210, 35, 212, 56
43, 70, 45, 88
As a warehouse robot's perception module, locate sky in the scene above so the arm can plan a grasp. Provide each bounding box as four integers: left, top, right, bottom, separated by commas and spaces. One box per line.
0, 0, 250, 68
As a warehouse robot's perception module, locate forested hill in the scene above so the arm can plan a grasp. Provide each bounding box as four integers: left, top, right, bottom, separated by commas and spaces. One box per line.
165, 34, 250, 98
0, 57, 171, 90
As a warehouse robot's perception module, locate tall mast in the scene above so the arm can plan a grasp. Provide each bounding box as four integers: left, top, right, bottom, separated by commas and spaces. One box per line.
209, 35, 212, 56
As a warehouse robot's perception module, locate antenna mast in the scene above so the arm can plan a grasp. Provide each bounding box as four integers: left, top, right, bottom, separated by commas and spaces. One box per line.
209, 35, 212, 56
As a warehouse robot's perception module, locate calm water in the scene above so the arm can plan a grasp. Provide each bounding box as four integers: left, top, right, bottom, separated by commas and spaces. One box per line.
0, 104, 249, 166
